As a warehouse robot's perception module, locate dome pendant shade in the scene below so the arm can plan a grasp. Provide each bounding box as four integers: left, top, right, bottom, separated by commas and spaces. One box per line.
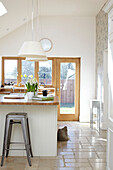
18, 41, 47, 59
26, 56, 48, 61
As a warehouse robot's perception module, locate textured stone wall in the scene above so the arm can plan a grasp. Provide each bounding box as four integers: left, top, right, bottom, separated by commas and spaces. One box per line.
96, 9, 108, 100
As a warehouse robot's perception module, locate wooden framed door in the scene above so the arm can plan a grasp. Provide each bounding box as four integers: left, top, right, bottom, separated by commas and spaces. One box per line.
56, 58, 80, 121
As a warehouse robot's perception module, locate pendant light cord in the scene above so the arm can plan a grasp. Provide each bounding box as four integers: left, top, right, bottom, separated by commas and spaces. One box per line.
32, 0, 34, 41
36, 0, 39, 41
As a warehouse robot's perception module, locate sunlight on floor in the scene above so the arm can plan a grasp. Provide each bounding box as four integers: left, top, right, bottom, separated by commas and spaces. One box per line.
0, 122, 107, 170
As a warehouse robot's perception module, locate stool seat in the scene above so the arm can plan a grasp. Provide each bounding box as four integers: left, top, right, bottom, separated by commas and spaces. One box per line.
90, 100, 101, 130
7, 112, 27, 118
1, 112, 33, 167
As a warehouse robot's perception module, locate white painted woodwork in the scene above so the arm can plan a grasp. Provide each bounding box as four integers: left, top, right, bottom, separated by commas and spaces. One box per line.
108, 8, 113, 36
102, 49, 108, 130
0, 105, 57, 156
107, 128, 113, 170
103, 2, 113, 169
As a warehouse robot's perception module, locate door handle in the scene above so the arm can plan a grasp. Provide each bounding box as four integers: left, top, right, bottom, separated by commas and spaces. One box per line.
57, 88, 59, 91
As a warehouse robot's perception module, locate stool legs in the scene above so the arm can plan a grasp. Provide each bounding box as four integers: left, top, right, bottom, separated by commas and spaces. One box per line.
1, 118, 10, 166
27, 118, 33, 157
6, 120, 13, 158
90, 108, 93, 129
1, 114, 33, 167
21, 118, 31, 166
97, 108, 100, 131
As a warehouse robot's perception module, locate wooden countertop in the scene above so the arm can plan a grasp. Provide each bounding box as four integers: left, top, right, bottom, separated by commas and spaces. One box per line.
0, 95, 59, 105
0, 91, 11, 95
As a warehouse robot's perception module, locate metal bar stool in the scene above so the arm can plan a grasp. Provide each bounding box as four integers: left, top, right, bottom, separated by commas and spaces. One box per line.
90, 100, 101, 130
1, 112, 33, 166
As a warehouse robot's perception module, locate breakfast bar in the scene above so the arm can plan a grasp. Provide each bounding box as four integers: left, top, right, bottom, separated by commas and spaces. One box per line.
0, 95, 59, 157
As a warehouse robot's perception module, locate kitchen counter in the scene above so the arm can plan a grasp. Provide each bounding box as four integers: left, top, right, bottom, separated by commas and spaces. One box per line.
0, 95, 59, 105
0, 94, 59, 157
0, 91, 10, 95
0, 86, 55, 95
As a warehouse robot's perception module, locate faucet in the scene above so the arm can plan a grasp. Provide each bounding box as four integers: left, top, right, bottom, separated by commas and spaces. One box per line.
12, 86, 15, 93
18, 83, 21, 93
40, 82, 45, 87
24, 84, 26, 93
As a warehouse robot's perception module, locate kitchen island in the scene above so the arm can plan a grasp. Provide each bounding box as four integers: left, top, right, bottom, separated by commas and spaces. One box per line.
0, 95, 59, 156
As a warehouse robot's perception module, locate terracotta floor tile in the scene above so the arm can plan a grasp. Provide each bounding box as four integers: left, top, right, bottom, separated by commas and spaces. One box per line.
82, 144, 94, 149
90, 163, 106, 170
93, 145, 106, 152
65, 159, 88, 163
62, 149, 73, 152
73, 148, 95, 152
38, 168, 52, 170
54, 168, 78, 170
58, 152, 74, 156
79, 167, 93, 170
80, 140, 90, 144
39, 156, 63, 159
65, 162, 91, 168
75, 159, 89, 163
74, 152, 98, 159
96, 152, 106, 159
64, 159, 76, 163
88, 158, 106, 163
64, 155, 75, 159
87, 137, 107, 145
62, 143, 82, 149
39, 159, 64, 167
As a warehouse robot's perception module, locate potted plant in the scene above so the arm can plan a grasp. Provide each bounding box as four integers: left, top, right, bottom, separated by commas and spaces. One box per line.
26, 77, 38, 99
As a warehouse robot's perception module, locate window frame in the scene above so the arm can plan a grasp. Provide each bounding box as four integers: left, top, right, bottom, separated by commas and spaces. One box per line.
2, 57, 21, 86
2, 57, 55, 87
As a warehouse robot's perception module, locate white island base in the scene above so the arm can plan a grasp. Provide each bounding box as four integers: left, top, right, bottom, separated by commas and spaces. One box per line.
0, 105, 57, 156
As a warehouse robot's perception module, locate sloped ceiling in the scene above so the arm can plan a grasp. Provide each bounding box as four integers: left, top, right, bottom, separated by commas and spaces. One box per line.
0, 0, 107, 39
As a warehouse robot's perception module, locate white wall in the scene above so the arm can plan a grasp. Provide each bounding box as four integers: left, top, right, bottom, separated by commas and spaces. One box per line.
0, 16, 96, 122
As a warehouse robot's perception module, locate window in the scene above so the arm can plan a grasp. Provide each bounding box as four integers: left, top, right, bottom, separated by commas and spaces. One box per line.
39, 60, 52, 85
21, 60, 35, 84
4, 60, 17, 84
2, 57, 54, 87
0, 2, 7, 17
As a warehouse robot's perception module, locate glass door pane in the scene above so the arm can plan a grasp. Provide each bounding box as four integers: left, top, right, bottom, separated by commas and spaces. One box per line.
60, 63, 76, 114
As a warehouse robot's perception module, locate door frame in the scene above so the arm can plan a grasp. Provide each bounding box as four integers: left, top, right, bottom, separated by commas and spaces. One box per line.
56, 58, 80, 121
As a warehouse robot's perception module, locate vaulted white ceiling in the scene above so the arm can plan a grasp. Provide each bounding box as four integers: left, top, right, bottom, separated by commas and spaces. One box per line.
0, 0, 107, 39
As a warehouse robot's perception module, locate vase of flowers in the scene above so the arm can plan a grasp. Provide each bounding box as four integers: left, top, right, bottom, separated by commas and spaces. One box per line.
26, 77, 38, 100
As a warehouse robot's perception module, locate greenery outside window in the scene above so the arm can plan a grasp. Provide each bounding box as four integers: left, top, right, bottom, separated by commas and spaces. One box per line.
4, 59, 17, 85
39, 60, 52, 85
2, 57, 54, 87
21, 60, 34, 84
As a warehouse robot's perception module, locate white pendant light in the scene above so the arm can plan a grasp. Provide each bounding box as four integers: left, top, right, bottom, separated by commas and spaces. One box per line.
18, 41, 46, 58
18, 0, 47, 60
26, 55, 48, 61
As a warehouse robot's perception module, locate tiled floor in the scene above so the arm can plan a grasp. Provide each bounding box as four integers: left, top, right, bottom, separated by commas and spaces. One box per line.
0, 122, 107, 170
